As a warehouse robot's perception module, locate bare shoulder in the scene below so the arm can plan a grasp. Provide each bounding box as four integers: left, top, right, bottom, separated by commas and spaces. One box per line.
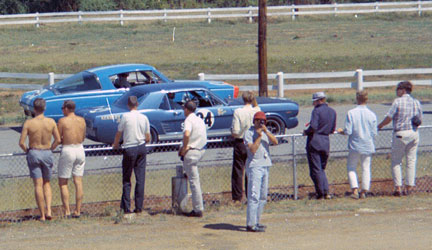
45, 117, 57, 127
58, 117, 66, 125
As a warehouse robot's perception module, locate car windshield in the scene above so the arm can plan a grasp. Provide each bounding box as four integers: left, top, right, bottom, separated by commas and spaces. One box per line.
114, 91, 149, 107
54, 72, 101, 94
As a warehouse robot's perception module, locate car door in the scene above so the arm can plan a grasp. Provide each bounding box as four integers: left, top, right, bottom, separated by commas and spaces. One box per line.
190, 90, 234, 138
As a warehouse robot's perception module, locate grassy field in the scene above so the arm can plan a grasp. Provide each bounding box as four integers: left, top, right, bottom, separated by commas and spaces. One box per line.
1, 13, 432, 122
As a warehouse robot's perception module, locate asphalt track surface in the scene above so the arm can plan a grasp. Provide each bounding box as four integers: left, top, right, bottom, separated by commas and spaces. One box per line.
1, 103, 432, 177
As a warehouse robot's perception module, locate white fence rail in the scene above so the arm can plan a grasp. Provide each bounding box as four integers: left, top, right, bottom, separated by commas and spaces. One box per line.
0, 1, 432, 26
198, 68, 432, 97
2, 67, 432, 95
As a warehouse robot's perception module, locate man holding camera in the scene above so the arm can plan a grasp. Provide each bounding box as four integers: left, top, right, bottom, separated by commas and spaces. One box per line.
244, 111, 278, 232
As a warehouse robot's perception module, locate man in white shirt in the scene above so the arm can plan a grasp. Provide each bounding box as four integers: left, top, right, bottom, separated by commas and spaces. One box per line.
113, 96, 151, 214
179, 100, 207, 217
230, 91, 260, 203
337, 91, 377, 199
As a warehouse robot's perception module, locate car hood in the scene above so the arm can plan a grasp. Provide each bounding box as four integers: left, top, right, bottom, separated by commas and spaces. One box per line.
20, 87, 56, 106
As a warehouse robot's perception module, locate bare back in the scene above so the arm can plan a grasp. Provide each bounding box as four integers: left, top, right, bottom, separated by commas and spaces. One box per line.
58, 114, 86, 145
20, 116, 58, 150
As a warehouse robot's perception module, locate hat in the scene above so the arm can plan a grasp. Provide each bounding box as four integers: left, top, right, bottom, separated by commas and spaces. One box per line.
254, 111, 267, 121
312, 92, 326, 101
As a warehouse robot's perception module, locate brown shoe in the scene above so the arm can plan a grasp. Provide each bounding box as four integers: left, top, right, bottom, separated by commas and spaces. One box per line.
350, 193, 359, 200
183, 210, 203, 218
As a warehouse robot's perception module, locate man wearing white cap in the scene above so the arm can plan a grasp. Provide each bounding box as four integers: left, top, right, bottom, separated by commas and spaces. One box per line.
303, 92, 337, 199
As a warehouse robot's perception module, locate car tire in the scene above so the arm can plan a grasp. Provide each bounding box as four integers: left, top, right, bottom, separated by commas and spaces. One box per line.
266, 116, 286, 135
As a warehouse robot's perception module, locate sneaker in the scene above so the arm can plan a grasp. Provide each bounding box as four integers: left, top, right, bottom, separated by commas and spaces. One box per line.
393, 191, 402, 197
324, 194, 332, 200
360, 192, 367, 199
183, 210, 203, 218
246, 226, 265, 232
350, 193, 359, 200
257, 224, 267, 229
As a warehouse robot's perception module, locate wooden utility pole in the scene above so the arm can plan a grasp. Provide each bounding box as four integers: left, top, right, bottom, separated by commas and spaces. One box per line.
258, 0, 268, 97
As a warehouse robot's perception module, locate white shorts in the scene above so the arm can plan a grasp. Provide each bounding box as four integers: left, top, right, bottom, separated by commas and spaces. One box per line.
58, 144, 85, 178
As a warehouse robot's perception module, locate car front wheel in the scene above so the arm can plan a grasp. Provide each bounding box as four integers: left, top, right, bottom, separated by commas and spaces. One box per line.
266, 116, 286, 135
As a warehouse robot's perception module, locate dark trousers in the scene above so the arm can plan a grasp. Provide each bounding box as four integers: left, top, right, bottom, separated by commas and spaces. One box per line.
306, 146, 329, 197
120, 144, 147, 212
232, 139, 248, 201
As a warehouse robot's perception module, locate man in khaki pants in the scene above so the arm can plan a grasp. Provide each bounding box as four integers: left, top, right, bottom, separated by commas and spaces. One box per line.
378, 81, 422, 196
179, 100, 207, 218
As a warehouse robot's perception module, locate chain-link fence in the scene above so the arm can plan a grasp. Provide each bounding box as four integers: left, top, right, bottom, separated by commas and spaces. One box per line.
1, 126, 432, 221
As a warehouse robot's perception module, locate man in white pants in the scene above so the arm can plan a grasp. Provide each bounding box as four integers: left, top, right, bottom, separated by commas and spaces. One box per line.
58, 100, 86, 218
338, 91, 377, 199
378, 81, 422, 196
179, 100, 207, 217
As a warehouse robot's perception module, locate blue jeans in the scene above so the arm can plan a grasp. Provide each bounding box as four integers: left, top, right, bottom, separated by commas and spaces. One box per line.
246, 166, 269, 227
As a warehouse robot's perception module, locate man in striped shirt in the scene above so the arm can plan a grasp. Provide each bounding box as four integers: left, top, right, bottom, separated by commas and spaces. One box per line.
378, 81, 422, 196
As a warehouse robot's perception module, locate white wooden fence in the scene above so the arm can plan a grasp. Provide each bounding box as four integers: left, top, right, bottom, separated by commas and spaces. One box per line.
0, 1, 431, 27
2, 68, 432, 96
198, 68, 432, 97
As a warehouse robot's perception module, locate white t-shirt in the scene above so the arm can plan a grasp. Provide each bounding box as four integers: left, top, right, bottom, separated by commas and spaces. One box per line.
184, 113, 207, 149
231, 104, 261, 139
118, 110, 150, 148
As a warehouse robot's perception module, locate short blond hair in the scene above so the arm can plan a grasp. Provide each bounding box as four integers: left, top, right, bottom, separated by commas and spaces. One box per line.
242, 91, 255, 104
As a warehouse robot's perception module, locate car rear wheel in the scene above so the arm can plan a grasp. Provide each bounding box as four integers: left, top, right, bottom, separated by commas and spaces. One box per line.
150, 128, 158, 144
266, 116, 286, 135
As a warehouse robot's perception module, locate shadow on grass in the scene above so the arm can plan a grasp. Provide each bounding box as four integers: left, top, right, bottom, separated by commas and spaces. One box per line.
204, 223, 246, 232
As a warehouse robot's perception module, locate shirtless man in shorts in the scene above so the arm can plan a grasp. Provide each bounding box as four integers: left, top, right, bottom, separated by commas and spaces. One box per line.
19, 98, 61, 221
57, 100, 86, 218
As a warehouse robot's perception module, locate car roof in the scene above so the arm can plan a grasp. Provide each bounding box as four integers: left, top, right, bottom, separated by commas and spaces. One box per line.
86, 64, 156, 76
130, 82, 209, 94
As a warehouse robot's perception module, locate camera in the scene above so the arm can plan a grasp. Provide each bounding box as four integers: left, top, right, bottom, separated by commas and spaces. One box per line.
259, 120, 266, 126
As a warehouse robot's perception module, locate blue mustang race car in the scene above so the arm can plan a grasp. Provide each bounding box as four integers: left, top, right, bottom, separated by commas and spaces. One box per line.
76, 83, 298, 144
19, 64, 239, 121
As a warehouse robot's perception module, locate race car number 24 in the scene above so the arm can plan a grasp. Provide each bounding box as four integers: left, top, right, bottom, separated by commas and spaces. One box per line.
196, 109, 214, 129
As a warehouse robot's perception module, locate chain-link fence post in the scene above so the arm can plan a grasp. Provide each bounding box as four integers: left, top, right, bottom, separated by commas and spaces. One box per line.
292, 135, 298, 200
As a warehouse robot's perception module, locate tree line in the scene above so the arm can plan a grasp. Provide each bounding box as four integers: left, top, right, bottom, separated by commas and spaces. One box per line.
0, 0, 401, 15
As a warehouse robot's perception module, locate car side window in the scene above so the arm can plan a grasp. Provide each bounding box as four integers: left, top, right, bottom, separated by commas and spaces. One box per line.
167, 92, 186, 110
54, 72, 101, 94
189, 90, 212, 108
159, 95, 170, 110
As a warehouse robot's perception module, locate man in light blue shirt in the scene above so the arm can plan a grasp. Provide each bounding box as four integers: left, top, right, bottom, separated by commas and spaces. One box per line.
338, 91, 377, 199
244, 111, 278, 232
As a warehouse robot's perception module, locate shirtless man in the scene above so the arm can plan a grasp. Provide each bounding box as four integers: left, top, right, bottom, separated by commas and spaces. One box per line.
19, 98, 61, 221
57, 100, 86, 218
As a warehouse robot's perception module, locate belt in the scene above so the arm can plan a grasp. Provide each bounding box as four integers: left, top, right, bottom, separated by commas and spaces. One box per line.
29, 148, 51, 151
189, 146, 206, 151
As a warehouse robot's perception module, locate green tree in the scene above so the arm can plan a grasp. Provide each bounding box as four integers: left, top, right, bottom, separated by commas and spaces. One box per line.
0, 0, 27, 14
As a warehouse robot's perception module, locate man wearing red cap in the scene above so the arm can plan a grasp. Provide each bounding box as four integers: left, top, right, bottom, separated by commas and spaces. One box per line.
244, 111, 278, 232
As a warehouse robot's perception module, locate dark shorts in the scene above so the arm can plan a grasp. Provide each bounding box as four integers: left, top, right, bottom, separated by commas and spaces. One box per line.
26, 149, 54, 179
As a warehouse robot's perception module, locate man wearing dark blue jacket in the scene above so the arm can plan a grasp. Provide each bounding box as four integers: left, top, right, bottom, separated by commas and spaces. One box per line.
303, 92, 337, 199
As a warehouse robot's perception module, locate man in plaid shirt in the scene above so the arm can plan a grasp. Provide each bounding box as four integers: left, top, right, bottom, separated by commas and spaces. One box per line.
378, 81, 422, 196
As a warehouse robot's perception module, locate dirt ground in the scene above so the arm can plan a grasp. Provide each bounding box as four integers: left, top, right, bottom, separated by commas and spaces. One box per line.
1, 195, 432, 250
